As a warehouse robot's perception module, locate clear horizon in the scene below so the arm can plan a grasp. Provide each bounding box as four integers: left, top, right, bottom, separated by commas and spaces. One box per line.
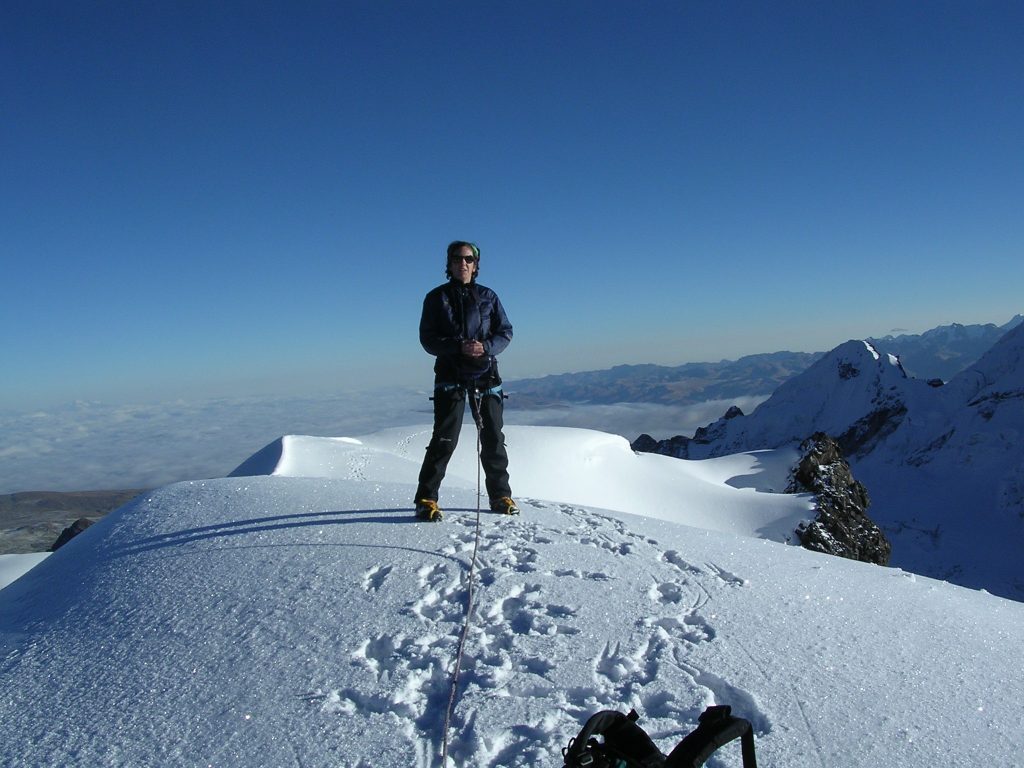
3, 2, 1023, 410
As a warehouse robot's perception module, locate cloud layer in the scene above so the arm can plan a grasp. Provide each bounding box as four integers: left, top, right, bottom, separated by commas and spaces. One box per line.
0, 392, 765, 494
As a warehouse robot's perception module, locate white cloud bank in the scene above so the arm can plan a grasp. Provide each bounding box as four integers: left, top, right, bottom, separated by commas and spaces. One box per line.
0, 392, 758, 494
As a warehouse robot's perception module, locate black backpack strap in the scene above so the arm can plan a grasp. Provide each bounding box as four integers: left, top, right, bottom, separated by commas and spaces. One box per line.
664, 706, 757, 768
563, 710, 627, 766
563, 710, 666, 768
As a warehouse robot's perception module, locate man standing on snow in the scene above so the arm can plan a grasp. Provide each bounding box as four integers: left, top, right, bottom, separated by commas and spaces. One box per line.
414, 241, 518, 521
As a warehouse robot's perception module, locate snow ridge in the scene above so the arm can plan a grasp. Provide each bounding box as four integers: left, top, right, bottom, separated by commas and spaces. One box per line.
3, 458, 1023, 767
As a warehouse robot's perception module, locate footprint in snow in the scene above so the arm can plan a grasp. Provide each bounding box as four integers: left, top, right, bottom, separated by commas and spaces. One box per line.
361, 564, 392, 593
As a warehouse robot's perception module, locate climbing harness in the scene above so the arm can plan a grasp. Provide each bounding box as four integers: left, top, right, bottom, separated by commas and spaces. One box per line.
440, 387, 486, 766
562, 706, 758, 768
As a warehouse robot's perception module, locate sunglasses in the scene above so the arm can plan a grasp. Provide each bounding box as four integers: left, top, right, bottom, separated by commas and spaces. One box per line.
451, 255, 478, 264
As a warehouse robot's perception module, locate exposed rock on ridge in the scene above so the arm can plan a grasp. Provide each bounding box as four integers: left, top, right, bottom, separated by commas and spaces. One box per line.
631, 406, 744, 458
787, 433, 890, 565
50, 517, 96, 551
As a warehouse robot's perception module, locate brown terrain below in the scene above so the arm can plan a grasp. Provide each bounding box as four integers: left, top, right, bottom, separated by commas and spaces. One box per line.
0, 490, 146, 554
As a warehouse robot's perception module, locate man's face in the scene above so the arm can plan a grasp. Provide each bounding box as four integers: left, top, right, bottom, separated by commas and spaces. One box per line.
449, 245, 477, 284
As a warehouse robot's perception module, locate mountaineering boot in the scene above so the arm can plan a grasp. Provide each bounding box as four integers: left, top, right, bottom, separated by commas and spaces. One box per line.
415, 499, 443, 522
490, 496, 520, 515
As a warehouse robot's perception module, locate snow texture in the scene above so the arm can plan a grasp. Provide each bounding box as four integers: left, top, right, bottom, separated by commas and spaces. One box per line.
2, 426, 1022, 767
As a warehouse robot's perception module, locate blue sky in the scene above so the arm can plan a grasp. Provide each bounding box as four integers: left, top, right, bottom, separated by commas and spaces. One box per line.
3, 0, 1022, 410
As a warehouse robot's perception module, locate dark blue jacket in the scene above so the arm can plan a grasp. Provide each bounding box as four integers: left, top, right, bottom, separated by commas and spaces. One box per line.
420, 280, 513, 384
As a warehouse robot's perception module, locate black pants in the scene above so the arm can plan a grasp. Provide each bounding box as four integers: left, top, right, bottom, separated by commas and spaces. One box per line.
415, 387, 511, 503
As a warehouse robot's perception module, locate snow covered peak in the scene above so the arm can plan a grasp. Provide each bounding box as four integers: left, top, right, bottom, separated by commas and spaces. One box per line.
815, 337, 905, 382
669, 331, 1024, 600
685, 339, 915, 459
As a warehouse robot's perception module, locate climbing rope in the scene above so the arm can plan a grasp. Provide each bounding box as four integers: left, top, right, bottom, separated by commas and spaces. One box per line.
441, 388, 485, 766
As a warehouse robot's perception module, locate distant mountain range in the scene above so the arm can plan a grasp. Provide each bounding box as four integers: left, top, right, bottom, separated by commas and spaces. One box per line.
508, 315, 1023, 407
507, 353, 819, 407
867, 315, 1023, 380
632, 315, 1024, 600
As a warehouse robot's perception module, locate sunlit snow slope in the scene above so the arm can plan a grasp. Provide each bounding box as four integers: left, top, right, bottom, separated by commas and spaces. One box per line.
1, 426, 1022, 768
230, 426, 812, 542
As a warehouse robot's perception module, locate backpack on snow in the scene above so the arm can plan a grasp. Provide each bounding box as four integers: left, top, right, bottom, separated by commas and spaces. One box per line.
562, 705, 757, 768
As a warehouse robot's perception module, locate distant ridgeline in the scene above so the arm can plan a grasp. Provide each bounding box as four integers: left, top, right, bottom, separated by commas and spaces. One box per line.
507, 353, 820, 407
867, 315, 1023, 381
508, 316, 1022, 408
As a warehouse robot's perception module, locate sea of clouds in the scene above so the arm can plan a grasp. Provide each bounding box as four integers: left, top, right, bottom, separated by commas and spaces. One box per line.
0, 390, 768, 494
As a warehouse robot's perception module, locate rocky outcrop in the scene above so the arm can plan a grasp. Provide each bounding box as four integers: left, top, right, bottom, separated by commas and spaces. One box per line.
787, 433, 891, 565
50, 517, 96, 551
0, 489, 143, 556
631, 406, 744, 459
631, 433, 691, 458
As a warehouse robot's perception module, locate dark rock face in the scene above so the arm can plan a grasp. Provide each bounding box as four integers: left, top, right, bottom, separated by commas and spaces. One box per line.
50, 517, 96, 551
787, 433, 891, 565
631, 434, 660, 453
836, 403, 908, 458
692, 405, 744, 444
722, 405, 745, 420
1, 489, 143, 555
631, 433, 692, 459
838, 360, 861, 380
